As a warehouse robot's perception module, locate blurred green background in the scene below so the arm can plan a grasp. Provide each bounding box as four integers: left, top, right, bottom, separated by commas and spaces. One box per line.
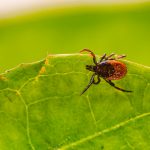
0, 2, 150, 73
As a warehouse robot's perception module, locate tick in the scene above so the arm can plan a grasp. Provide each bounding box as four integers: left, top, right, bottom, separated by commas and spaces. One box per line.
80, 49, 132, 95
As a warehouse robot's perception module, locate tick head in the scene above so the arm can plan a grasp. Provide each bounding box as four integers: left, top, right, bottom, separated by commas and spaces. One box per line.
86, 65, 96, 72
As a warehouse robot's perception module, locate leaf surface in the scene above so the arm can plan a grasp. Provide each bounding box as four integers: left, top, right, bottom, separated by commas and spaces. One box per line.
0, 54, 150, 150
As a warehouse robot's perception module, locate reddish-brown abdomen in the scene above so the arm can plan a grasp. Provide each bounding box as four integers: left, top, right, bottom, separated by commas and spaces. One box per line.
106, 60, 127, 80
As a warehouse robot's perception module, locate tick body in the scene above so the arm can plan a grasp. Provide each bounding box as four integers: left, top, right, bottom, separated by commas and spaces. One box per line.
80, 49, 132, 95
97, 60, 127, 80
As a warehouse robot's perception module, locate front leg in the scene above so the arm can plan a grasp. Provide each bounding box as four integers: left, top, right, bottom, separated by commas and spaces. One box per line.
80, 49, 97, 65
104, 79, 132, 92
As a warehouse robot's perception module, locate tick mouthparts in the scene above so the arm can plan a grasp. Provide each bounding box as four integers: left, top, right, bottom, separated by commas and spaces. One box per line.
86, 65, 90, 69
86, 65, 95, 72
86, 65, 92, 70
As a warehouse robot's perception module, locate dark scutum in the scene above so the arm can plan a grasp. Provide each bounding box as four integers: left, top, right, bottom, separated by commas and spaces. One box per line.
98, 61, 115, 78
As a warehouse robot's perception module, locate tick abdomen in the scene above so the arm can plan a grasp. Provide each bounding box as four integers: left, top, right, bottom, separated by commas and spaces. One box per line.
105, 60, 127, 80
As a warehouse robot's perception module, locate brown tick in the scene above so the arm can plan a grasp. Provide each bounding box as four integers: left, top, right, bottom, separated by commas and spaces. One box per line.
80, 49, 132, 95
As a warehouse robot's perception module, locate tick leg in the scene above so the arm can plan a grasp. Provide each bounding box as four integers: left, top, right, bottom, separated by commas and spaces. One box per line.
93, 75, 101, 84
99, 53, 116, 63
108, 54, 126, 60
80, 49, 97, 65
105, 53, 115, 60
80, 73, 97, 95
104, 79, 132, 92
116, 54, 126, 59
99, 53, 107, 63
105, 54, 126, 60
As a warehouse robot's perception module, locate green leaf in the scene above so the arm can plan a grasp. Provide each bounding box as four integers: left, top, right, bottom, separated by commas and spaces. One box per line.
0, 54, 150, 150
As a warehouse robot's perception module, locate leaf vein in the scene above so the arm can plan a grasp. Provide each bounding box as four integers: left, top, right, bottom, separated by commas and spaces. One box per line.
58, 112, 150, 150
18, 93, 36, 150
